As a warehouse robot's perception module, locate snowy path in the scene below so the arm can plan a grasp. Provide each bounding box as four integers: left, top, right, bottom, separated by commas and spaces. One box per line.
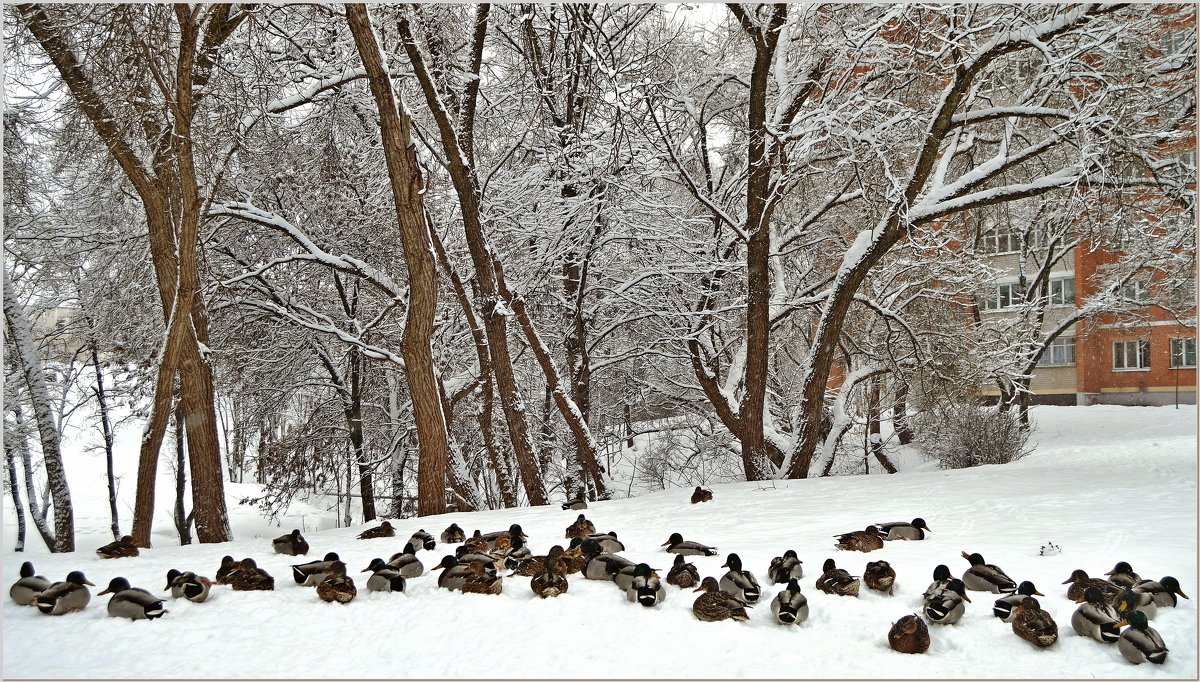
3, 405, 1196, 678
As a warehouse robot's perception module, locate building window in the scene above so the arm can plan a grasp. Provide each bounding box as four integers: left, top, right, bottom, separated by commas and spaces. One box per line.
980, 227, 1020, 255
1168, 278, 1196, 311
1038, 336, 1076, 367
981, 282, 1024, 310
1113, 339, 1151, 371
1170, 338, 1197, 369
1047, 277, 1076, 306
1121, 280, 1150, 302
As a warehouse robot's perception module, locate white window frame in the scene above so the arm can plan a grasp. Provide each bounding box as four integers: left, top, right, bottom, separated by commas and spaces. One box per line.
1121, 280, 1150, 303
1113, 339, 1151, 372
1047, 277, 1076, 306
1038, 336, 1076, 367
1170, 337, 1197, 369
981, 282, 1025, 311
980, 227, 1020, 255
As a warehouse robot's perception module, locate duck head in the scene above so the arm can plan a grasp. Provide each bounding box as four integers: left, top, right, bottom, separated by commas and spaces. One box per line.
66, 571, 95, 587
693, 576, 720, 593
822, 558, 838, 573
662, 533, 684, 547
1161, 576, 1189, 599
1016, 580, 1044, 597
932, 564, 953, 581
1105, 561, 1134, 576
165, 569, 182, 589
1062, 568, 1090, 584
363, 558, 388, 573
785, 578, 802, 593
98, 577, 132, 596
912, 518, 931, 532
961, 551, 986, 566
782, 549, 800, 561
509, 524, 527, 538
946, 579, 971, 601
433, 555, 458, 571
721, 553, 743, 571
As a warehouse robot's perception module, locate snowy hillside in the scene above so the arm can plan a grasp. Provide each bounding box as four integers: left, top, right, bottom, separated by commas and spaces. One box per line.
3, 404, 1196, 679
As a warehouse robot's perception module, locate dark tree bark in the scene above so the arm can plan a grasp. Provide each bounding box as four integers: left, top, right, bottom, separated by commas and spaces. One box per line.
346, 3, 451, 517
173, 404, 192, 545
88, 336, 121, 540
5, 438, 27, 552
893, 381, 913, 446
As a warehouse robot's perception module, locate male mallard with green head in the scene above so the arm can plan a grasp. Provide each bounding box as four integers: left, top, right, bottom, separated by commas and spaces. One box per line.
767, 549, 804, 584
625, 563, 665, 607
1104, 561, 1141, 589
876, 518, 931, 541
1117, 610, 1168, 664
99, 577, 166, 620
35, 571, 94, 615
272, 529, 309, 556
961, 551, 1016, 593
771, 578, 808, 626
387, 543, 425, 578
993, 581, 1044, 622
924, 579, 971, 624
362, 558, 407, 593
1133, 576, 1188, 608
10, 561, 51, 605
718, 553, 761, 604
661, 533, 717, 556
292, 552, 342, 586
1071, 586, 1121, 643
165, 569, 212, 603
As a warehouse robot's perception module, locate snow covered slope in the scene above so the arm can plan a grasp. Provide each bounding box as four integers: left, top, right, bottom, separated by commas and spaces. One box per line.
3, 405, 1196, 678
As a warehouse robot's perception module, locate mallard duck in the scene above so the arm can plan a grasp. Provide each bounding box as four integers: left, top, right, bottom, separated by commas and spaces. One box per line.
888, 614, 930, 654
924, 578, 971, 624
316, 561, 357, 604
613, 557, 656, 591
661, 533, 718, 556
1062, 568, 1120, 601
585, 531, 625, 553
215, 555, 238, 584
491, 535, 513, 556
961, 551, 1016, 593
625, 563, 665, 607
292, 552, 342, 586
816, 558, 860, 597
455, 546, 503, 576
876, 518, 931, 541
1117, 610, 1168, 664
98, 577, 166, 620
864, 559, 897, 595
10, 561, 51, 605
561, 494, 588, 511
408, 528, 437, 551
272, 529, 309, 556
771, 578, 809, 626
993, 581, 1045, 622
690, 486, 713, 504
586, 550, 635, 582
503, 536, 534, 571
692, 576, 750, 622
565, 514, 596, 539
561, 538, 588, 575
514, 545, 570, 578
164, 569, 212, 603
1133, 576, 1189, 608
531, 554, 570, 598
923, 564, 955, 601
461, 560, 503, 595
1071, 586, 1121, 643
357, 521, 395, 540
96, 535, 140, 559
362, 558, 407, 593
1111, 586, 1157, 621
667, 554, 700, 589
767, 550, 804, 584
35, 571, 94, 615
440, 523, 466, 544
386, 543, 425, 579
1104, 561, 1141, 589
228, 558, 274, 591
482, 524, 525, 552
1011, 596, 1057, 648
463, 529, 488, 554
718, 553, 761, 604
834, 526, 884, 553
433, 555, 472, 591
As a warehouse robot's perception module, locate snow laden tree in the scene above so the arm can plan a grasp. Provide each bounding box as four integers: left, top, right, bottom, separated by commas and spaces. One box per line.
15, 3, 247, 543
645, 3, 1191, 480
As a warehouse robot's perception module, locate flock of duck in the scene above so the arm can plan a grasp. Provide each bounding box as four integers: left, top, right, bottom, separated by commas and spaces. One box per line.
7, 486, 1188, 667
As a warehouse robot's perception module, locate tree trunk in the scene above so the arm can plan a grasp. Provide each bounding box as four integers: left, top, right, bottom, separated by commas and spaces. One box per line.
867, 379, 897, 474
893, 380, 913, 446
348, 347, 376, 522
89, 336, 121, 540
173, 403, 192, 545
5, 437, 27, 552
11, 405, 55, 550
347, 3, 451, 517
3, 270, 74, 552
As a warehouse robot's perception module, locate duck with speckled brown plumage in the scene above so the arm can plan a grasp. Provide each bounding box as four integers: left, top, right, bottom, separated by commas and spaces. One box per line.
316, 561, 357, 604
357, 521, 395, 540
816, 558, 860, 597
864, 560, 896, 596
1062, 568, 1120, 602
531, 554, 569, 599
565, 514, 596, 540
229, 558, 274, 591
667, 554, 700, 589
888, 614, 930, 654
215, 555, 238, 585
96, 535, 140, 559
834, 526, 884, 553
692, 576, 751, 622
461, 560, 503, 595
1011, 596, 1057, 648
440, 523, 466, 544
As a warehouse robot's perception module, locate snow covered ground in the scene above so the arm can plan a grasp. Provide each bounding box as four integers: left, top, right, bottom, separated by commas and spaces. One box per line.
3, 404, 1196, 678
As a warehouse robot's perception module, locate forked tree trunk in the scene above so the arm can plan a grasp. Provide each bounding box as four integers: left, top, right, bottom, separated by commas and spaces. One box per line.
347, 3, 451, 516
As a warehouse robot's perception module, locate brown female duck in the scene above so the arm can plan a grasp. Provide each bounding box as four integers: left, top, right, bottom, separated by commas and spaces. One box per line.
229, 558, 274, 591
316, 561, 357, 604
667, 553, 700, 589
888, 614, 930, 654
96, 535, 140, 559
834, 526, 884, 553
816, 558, 860, 597
1012, 596, 1058, 648
565, 514, 597, 539
864, 559, 897, 595
692, 576, 750, 622
357, 521, 395, 540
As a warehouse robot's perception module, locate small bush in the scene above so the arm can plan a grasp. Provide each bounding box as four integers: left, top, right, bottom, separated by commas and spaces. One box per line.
914, 402, 1032, 469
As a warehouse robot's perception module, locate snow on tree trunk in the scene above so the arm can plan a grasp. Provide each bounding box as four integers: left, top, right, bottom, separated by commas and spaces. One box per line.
2, 272, 74, 552
5, 437, 27, 552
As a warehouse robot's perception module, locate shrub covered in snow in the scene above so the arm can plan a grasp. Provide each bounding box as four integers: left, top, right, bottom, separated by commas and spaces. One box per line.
914, 402, 1032, 469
